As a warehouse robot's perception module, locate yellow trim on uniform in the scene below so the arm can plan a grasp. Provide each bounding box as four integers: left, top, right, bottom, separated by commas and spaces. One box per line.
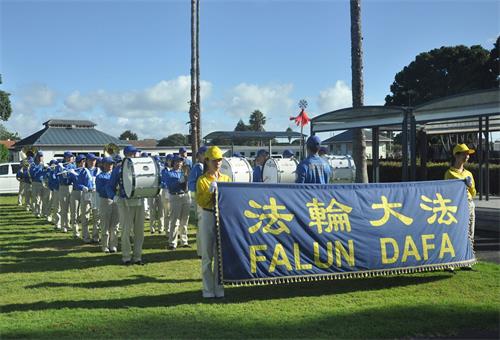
196, 171, 231, 210
444, 167, 476, 199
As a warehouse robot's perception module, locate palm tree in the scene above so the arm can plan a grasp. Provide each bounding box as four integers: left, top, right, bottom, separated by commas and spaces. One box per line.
350, 0, 368, 183
189, 0, 200, 157
195, 0, 201, 148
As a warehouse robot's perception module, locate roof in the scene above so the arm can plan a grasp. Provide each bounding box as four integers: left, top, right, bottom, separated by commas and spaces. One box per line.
0, 140, 16, 149
14, 120, 129, 148
43, 119, 96, 128
311, 106, 408, 133
204, 130, 305, 141
322, 129, 392, 144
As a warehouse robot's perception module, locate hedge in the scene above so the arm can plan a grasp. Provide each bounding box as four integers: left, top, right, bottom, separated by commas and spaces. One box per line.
367, 161, 500, 195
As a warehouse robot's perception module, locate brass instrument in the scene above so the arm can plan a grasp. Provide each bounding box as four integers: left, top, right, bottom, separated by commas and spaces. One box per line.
20, 145, 38, 161
103, 143, 120, 158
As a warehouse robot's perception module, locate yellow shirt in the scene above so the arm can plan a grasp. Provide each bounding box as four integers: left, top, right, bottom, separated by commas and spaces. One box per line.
444, 166, 476, 199
196, 171, 231, 210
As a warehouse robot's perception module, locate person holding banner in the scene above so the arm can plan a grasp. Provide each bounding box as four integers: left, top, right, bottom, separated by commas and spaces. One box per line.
295, 135, 331, 184
196, 146, 231, 298
188, 145, 208, 257
445, 144, 477, 247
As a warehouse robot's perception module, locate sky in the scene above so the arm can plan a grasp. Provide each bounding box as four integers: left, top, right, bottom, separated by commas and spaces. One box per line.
1, 0, 499, 141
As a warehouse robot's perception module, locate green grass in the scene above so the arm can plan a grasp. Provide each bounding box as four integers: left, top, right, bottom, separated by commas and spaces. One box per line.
1, 194, 499, 339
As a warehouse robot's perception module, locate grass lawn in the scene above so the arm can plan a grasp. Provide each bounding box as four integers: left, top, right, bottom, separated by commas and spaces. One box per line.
1, 194, 499, 339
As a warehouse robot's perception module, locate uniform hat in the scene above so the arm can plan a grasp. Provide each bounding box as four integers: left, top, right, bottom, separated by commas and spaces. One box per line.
123, 145, 138, 155
63, 151, 74, 158
453, 144, 475, 155
256, 149, 268, 157
233, 152, 242, 157
76, 154, 87, 163
153, 155, 161, 161
113, 154, 122, 162
86, 153, 97, 160
319, 146, 328, 153
49, 159, 58, 165
306, 135, 321, 147
172, 155, 184, 162
282, 149, 294, 158
140, 152, 149, 157
102, 156, 115, 164
36, 151, 44, 157
179, 147, 187, 153
205, 146, 224, 160
197, 146, 208, 155
96, 157, 103, 163
166, 154, 174, 161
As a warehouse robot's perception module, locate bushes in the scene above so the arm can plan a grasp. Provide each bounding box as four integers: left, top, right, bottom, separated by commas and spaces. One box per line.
368, 161, 500, 195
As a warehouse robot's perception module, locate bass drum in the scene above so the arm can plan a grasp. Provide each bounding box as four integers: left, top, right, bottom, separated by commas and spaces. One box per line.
121, 157, 161, 199
324, 155, 356, 183
262, 158, 298, 183
220, 157, 253, 182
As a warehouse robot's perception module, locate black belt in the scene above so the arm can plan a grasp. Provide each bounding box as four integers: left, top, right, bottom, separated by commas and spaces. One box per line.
170, 191, 187, 195
202, 208, 215, 212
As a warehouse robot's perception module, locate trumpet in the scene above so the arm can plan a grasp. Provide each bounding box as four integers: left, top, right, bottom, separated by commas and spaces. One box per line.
103, 143, 120, 158
20, 146, 38, 161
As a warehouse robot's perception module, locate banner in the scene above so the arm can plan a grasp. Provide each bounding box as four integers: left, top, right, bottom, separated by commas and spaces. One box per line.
216, 180, 475, 285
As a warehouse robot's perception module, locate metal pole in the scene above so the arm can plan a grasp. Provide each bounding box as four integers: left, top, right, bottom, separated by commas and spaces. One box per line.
485, 116, 490, 201
402, 112, 408, 181
478, 116, 483, 201
372, 127, 379, 183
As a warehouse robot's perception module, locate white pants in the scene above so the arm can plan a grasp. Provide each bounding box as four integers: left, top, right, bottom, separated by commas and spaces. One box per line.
24, 183, 32, 209
18, 181, 24, 205
70, 190, 82, 235
100, 198, 119, 251
41, 186, 51, 217
59, 185, 72, 229
31, 182, 43, 216
50, 189, 61, 228
168, 193, 191, 248
118, 198, 145, 262
81, 194, 99, 242
200, 209, 224, 298
468, 200, 476, 245
148, 195, 164, 231
196, 205, 203, 256
161, 189, 171, 234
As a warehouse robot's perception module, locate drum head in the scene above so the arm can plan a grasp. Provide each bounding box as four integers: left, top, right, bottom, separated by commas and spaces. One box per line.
122, 158, 135, 198
220, 157, 253, 182
220, 158, 233, 181
262, 158, 279, 183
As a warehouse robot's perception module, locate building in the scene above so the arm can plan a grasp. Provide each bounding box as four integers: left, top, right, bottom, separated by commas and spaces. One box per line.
322, 129, 392, 159
12, 119, 129, 161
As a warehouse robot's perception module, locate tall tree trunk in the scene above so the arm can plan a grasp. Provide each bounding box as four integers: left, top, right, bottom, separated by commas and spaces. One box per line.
350, 0, 368, 183
195, 0, 201, 148
189, 0, 199, 159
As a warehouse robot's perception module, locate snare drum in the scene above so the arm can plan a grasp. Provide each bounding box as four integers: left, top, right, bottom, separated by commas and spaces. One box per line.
220, 157, 253, 182
262, 158, 298, 183
121, 157, 161, 199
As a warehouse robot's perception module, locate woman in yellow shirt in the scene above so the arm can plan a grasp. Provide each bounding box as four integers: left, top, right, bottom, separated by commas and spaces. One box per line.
444, 143, 476, 246
196, 146, 230, 298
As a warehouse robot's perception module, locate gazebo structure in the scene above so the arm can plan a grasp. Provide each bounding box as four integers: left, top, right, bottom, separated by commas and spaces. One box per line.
310, 88, 500, 200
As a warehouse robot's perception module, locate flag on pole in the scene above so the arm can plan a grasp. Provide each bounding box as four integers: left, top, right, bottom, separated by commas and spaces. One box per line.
290, 109, 310, 127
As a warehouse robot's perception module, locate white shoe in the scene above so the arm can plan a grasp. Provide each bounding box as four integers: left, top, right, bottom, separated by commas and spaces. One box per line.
103, 248, 110, 253
62, 227, 68, 233
110, 247, 118, 253
47, 216, 53, 223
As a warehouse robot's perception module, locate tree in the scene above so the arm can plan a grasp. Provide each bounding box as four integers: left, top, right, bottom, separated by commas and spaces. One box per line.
350, 0, 368, 183
0, 144, 9, 162
235, 119, 250, 131
189, 0, 201, 161
158, 133, 187, 146
249, 110, 266, 131
286, 127, 293, 143
119, 130, 138, 141
385, 43, 498, 106
487, 36, 499, 86
0, 75, 12, 121
0, 124, 20, 140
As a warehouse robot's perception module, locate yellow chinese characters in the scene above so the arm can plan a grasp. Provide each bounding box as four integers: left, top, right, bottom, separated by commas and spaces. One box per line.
420, 193, 458, 225
244, 197, 294, 235
370, 195, 413, 227
307, 198, 353, 234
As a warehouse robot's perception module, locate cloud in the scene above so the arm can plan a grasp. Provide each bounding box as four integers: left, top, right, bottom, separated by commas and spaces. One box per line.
63, 76, 212, 118
317, 80, 352, 113
12, 83, 57, 116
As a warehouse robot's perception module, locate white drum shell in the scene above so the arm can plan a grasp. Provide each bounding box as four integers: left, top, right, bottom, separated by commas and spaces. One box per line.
122, 157, 161, 199
220, 157, 253, 183
262, 158, 298, 183
324, 155, 356, 183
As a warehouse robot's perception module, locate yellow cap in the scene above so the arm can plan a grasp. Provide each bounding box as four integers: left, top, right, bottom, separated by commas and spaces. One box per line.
205, 146, 224, 160
453, 144, 475, 155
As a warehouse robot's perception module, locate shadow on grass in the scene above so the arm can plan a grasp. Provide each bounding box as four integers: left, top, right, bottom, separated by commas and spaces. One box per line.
25, 274, 199, 289
2, 274, 451, 313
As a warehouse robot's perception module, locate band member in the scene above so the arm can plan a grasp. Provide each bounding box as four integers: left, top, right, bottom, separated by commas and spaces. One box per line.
47, 160, 61, 230
97, 157, 119, 253
318, 146, 328, 158
108, 145, 146, 265
148, 155, 164, 234
252, 149, 269, 182
179, 147, 192, 169
282, 149, 294, 159
68, 154, 87, 238
196, 146, 230, 298
29, 151, 45, 218
160, 154, 174, 236
188, 145, 208, 256
23, 157, 33, 211
40, 163, 52, 219
58, 151, 76, 233
445, 144, 477, 244
295, 135, 331, 184
79, 153, 100, 243
164, 155, 191, 250
16, 162, 24, 206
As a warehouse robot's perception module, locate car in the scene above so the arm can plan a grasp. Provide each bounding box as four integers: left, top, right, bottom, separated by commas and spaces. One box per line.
0, 162, 21, 194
